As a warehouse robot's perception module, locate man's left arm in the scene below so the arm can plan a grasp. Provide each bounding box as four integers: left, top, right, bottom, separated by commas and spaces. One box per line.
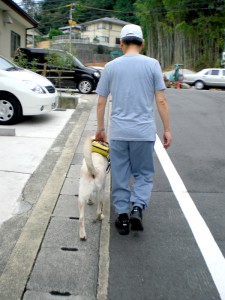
155, 90, 172, 149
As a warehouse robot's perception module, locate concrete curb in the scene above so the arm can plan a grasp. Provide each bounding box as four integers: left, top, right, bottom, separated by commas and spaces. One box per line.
0, 104, 91, 300
58, 93, 79, 109
97, 100, 111, 300
0, 128, 15, 136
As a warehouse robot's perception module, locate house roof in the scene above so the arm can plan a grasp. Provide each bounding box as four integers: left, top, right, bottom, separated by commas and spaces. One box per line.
1, 0, 38, 26
59, 25, 82, 31
80, 17, 129, 26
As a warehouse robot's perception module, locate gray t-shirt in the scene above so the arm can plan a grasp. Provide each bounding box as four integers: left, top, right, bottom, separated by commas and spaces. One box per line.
96, 54, 166, 141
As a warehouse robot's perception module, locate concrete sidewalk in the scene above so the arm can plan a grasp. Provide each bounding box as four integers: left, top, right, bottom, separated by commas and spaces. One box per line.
0, 94, 111, 300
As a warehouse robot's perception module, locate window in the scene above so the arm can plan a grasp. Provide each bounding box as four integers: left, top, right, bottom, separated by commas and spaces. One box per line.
223, 70, 225, 76
116, 38, 120, 45
211, 70, 219, 76
97, 23, 107, 29
11, 31, 21, 57
97, 36, 109, 43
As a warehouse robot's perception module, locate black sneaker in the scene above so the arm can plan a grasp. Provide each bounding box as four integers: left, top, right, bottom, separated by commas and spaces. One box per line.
115, 213, 130, 235
130, 206, 143, 231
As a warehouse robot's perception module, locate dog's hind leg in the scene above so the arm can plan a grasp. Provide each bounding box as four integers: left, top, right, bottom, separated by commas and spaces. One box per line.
78, 180, 91, 241
78, 196, 86, 240
96, 189, 104, 221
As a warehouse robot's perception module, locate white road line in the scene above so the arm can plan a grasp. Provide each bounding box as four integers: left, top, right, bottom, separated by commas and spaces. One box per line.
155, 135, 225, 300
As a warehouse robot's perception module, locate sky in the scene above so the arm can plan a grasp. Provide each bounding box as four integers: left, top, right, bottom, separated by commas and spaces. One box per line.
13, 0, 42, 5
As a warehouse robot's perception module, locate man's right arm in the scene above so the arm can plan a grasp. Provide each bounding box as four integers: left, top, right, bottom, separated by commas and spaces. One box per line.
155, 90, 172, 149
96, 95, 107, 141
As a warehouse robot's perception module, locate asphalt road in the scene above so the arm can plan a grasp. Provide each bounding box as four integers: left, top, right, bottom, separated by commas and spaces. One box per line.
1, 89, 225, 300
108, 89, 225, 300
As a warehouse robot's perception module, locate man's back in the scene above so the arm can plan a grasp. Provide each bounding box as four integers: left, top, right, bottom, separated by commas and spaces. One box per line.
97, 54, 165, 141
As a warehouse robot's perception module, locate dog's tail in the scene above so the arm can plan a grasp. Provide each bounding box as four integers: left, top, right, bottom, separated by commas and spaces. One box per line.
83, 136, 97, 178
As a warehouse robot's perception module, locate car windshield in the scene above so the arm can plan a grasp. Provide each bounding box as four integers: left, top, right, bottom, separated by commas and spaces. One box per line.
0, 57, 18, 71
49, 51, 85, 68
71, 55, 85, 68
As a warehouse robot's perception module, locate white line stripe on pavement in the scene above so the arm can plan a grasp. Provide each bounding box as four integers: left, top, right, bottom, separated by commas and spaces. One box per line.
155, 135, 225, 300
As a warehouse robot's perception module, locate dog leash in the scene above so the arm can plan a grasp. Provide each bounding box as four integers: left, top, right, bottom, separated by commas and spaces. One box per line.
106, 155, 111, 174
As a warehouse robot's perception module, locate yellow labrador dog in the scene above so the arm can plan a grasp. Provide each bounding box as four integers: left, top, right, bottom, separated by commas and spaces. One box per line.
78, 136, 109, 240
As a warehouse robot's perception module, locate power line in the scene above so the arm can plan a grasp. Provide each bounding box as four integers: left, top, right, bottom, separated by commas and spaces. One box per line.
15, 0, 224, 14
15, 0, 225, 27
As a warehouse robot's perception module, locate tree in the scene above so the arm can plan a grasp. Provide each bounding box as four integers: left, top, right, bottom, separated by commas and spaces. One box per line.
21, 0, 40, 18
135, 0, 225, 69
113, 0, 138, 23
48, 29, 64, 39
36, 0, 72, 34
73, 0, 137, 23
73, 0, 115, 23
22, 0, 225, 70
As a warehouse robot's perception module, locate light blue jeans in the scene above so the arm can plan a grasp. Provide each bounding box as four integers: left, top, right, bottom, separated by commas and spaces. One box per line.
110, 140, 155, 215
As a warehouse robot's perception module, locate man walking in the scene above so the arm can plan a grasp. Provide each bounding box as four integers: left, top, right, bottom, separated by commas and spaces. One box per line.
95, 24, 171, 235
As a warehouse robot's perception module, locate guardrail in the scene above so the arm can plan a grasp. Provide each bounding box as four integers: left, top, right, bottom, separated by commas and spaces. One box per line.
52, 35, 120, 48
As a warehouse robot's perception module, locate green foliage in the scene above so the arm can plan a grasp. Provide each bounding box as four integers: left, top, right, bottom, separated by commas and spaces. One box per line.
44, 51, 75, 91
13, 51, 28, 68
96, 45, 109, 54
29, 59, 38, 72
113, 0, 138, 23
175, 21, 193, 34
74, 0, 115, 22
134, 0, 225, 68
21, 0, 40, 18
35, 0, 71, 34
48, 29, 64, 40
21, 0, 225, 69
34, 35, 49, 47
14, 52, 38, 72
194, 54, 211, 71
35, 0, 137, 31
45, 51, 74, 69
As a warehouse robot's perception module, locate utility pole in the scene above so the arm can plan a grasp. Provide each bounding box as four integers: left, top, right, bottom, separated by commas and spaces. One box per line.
67, 3, 76, 53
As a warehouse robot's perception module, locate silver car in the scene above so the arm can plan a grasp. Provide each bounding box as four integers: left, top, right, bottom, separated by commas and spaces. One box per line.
183, 68, 225, 90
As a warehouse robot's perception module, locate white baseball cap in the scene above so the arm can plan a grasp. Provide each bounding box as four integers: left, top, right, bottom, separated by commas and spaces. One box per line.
120, 24, 143, 41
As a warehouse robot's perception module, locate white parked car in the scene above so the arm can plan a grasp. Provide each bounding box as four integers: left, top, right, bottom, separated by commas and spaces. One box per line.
183, 68, 225, 90
0, 55, 58, 125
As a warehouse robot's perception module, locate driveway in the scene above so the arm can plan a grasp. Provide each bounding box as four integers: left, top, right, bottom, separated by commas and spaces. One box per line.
0, 109, 75, 227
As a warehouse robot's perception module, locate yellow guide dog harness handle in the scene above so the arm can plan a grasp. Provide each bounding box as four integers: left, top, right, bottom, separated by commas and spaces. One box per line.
92, 140, 109, 157
92, 140, 110, 173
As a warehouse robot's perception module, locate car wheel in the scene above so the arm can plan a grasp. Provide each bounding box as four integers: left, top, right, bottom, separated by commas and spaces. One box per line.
78, 79, 93, 94
0, 95, 22, 125
195, 81, 204, 90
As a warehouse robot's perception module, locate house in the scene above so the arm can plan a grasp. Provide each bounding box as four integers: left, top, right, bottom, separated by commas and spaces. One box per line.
79, 17, 129, 46
59, 24, 82, 37
57, 17, 129, 47
0, 0, 37, 59
52, 17, 129, 63
27, 27, 42, 48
